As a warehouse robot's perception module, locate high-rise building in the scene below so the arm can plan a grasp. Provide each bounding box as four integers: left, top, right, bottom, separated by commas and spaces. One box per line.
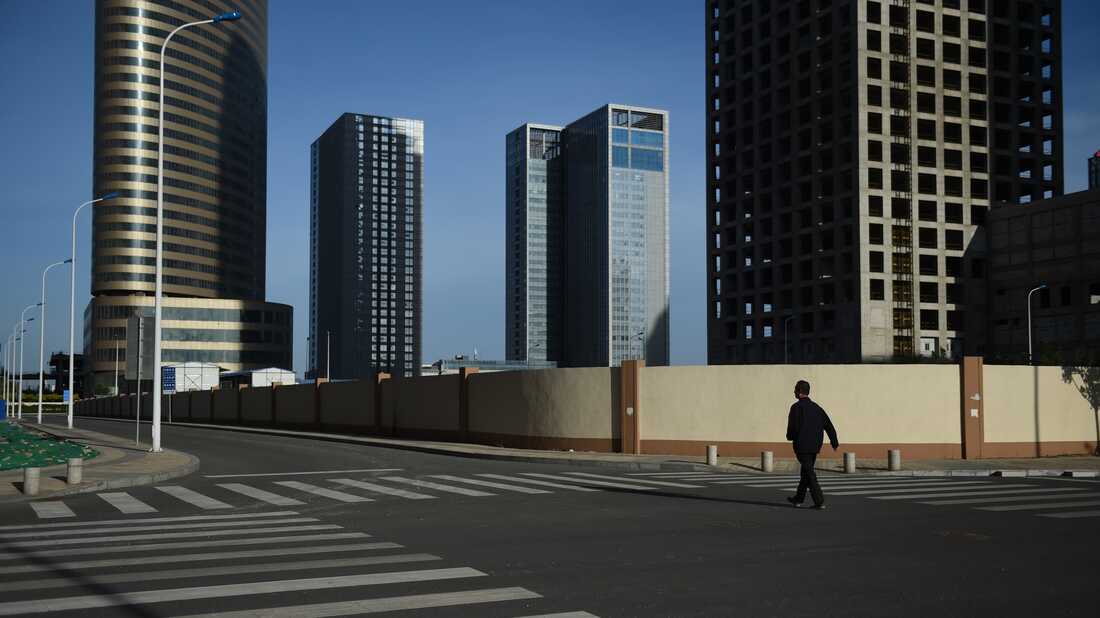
506, 105, 670, 368
87, 0, 291, 392
310, 114, 423, 379
706, 0, 1063, 363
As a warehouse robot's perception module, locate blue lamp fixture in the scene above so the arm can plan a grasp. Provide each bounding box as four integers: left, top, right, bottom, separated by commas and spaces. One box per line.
213, 11, 242, 23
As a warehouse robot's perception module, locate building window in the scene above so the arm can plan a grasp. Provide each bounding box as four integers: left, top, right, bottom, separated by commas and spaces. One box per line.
870, 279, 886, 300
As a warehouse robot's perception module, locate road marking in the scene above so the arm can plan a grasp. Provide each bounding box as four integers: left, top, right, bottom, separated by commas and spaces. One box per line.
0, 567, 487, 616
516, 612, 601, 618
710, 476, 805, 484
753, 480, 990, 490
920, 490, 1095, 505
205, 468, 403, 479
520, 473, 656, 491
380, 477, 495, 497
564, 472, 703, 488
275, 481, 374, 503
830, 483, 1018, 496
1, 524, 342, 549
978, 499, 1100, 512
329, 478, 436, 500
0, 532, 376, 560
0, 544, 418, 575
217, 483, 306, 506
171, 587, 542, 618
870, 487, 1060, 500
429, 474, 551, 494
1040, 509, 1100, 519
28, 503, 75, 519
0, 517, 317, 539
98, 492, 157, 514
0, 555, 445, 593
478, 474, 601, 492
629, 472, 732, 477
744, 478, 959, 487
156, 486, 234, 510
0, 510, 300, 531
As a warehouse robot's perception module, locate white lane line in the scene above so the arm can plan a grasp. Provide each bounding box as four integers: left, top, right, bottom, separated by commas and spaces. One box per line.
380, 477, 495, 497
628, 472, 730, 477
920, 490, 1095, 505
0, 517, 316, 539
205, 468, 403, 479
275, 481, 373, 503
217, 483, 306, 506
516, 612, 601, 618
520, 473, 656, 491
329, 478, 436, 500
1040, 509, 1100, 519
742, 478, 954, 487
0, 567, 487, 616
98, 492, 157, 514
710, 477, 805, 484
29, 503, 75, 519
171, 587, 542, 618
477, 474, 601, 492
753, 481, 991, 491
0, 555, 445, 593
156, 486, 234, 510
871, 487, 1059, 500
0, 510, 299, 531
0, 532, 376, 561
0, 543, 415, 575
2, 524, 342, 549
564, 472, 703, 488
832, 483, 1023, 497
978, 500, 1100, 512
428, 475, 551, 494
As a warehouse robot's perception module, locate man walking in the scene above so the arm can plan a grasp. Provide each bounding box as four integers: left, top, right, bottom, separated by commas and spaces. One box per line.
785, 380, 839, 510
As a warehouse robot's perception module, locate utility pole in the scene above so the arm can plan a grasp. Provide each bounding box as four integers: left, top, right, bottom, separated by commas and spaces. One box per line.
326, 330, 331, 380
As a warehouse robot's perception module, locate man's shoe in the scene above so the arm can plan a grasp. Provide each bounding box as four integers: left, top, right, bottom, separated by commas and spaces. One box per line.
809, 503, 827, 510
786, 496, 803, 508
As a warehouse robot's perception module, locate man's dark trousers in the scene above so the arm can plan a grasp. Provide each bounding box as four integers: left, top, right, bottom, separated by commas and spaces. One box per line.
794, 452, 824, 506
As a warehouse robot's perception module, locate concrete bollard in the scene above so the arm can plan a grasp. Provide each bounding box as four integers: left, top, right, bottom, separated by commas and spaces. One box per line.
888, 449, 902, 472
23, 467, 40, 496
67, 458, 83, 485
761, 450, 774, 473
843, 452, 857, 474
706, 445, 718, 466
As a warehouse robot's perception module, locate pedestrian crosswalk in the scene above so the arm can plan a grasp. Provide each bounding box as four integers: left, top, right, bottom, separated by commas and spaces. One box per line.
0, 510, 599, 616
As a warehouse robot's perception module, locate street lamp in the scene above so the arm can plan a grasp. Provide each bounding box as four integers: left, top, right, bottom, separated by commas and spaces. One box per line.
17, 304, 39, 420
69, 193, 118, 429
784, 315, 795, 364
1027, 284, 1047, 365
38, 259, 71, 424
151, 9, 242, 452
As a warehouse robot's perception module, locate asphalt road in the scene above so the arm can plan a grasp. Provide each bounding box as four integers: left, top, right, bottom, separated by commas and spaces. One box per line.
1, 417, 1097, 617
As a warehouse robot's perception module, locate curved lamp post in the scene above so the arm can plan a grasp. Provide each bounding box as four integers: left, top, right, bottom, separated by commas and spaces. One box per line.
151, 9, 241, 452
69, 193, 118, 428
1027, 284, 1047, 365
38, 259, 71, 423
17, 304, 39, 419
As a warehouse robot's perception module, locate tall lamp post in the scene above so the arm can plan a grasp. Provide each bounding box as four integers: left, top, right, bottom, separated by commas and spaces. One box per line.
17, 304, 39, 420
1027, 284, 1047, 365
69, 193, 118, 429
151, 9, 241, 452
38, 259, 71, 424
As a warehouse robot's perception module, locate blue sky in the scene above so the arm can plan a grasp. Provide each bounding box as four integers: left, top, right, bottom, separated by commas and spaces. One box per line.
1, 1, 1098, 376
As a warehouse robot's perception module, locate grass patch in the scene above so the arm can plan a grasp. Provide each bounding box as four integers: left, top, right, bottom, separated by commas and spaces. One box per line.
0, 423, 99, 470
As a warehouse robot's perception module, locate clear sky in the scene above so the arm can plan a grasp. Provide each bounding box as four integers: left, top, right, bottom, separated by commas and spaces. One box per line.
1, 1, 1098, 377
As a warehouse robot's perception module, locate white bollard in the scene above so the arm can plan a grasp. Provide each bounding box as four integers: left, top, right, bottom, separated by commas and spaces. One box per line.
67, 458, 83, 485
706, 445, 718, 466
23, 467, 40, 496
843, 452, 857, 474
888, 449, 901, 472
761, 450, 774, 472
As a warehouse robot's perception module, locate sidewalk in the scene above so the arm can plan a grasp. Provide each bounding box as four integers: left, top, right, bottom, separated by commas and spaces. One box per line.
0, 421, 199, 502
79, 417, 1099, 477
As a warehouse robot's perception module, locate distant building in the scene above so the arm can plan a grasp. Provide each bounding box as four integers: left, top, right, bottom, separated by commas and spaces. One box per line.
506, 104, 670, 368
48, 353, 85, 395
310, 114, 424, 379
1089, 151, 1100, 189
428, 356, 557, 376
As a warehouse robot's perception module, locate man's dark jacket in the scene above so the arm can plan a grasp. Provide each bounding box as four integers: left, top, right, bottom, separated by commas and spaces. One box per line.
786, 397, 839, 454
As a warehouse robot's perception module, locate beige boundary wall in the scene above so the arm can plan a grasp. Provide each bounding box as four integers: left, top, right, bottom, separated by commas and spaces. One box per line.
74, 360, 1099, 460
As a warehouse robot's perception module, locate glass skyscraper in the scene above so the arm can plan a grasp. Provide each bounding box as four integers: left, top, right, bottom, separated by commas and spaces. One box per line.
506, 104, 669, 368
310, 114, 423, 379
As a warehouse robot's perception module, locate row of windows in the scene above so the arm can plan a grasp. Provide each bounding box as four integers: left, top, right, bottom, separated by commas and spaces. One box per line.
94, 304, 289, 325
611, 147, 664, 172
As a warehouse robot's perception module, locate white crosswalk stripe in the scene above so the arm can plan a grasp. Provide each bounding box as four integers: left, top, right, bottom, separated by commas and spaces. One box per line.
869, 486, 1067, 500
564, 472, 703, 488
156, 486, 234, 510
0, 510, 300, 531
330, 478, 438, 499
98, 492, 157, 514
831, 482, 1015, 496
217, 483, 306, 506
978, 499, 1100, 512
429, 474, 551, 494
0, 524, 343, 550
920, 490, 1096, 505
521, 473, 657, 491
0, 517, 316, 539
477, 474, 601, 492
1040, 509, 1100, 519
274, 480, 373, 503
0, 532, 378, 560
517, 612, 602, 617
28, 503, 75, 519
753, 480, 993, 490
380, 476, 495, 497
